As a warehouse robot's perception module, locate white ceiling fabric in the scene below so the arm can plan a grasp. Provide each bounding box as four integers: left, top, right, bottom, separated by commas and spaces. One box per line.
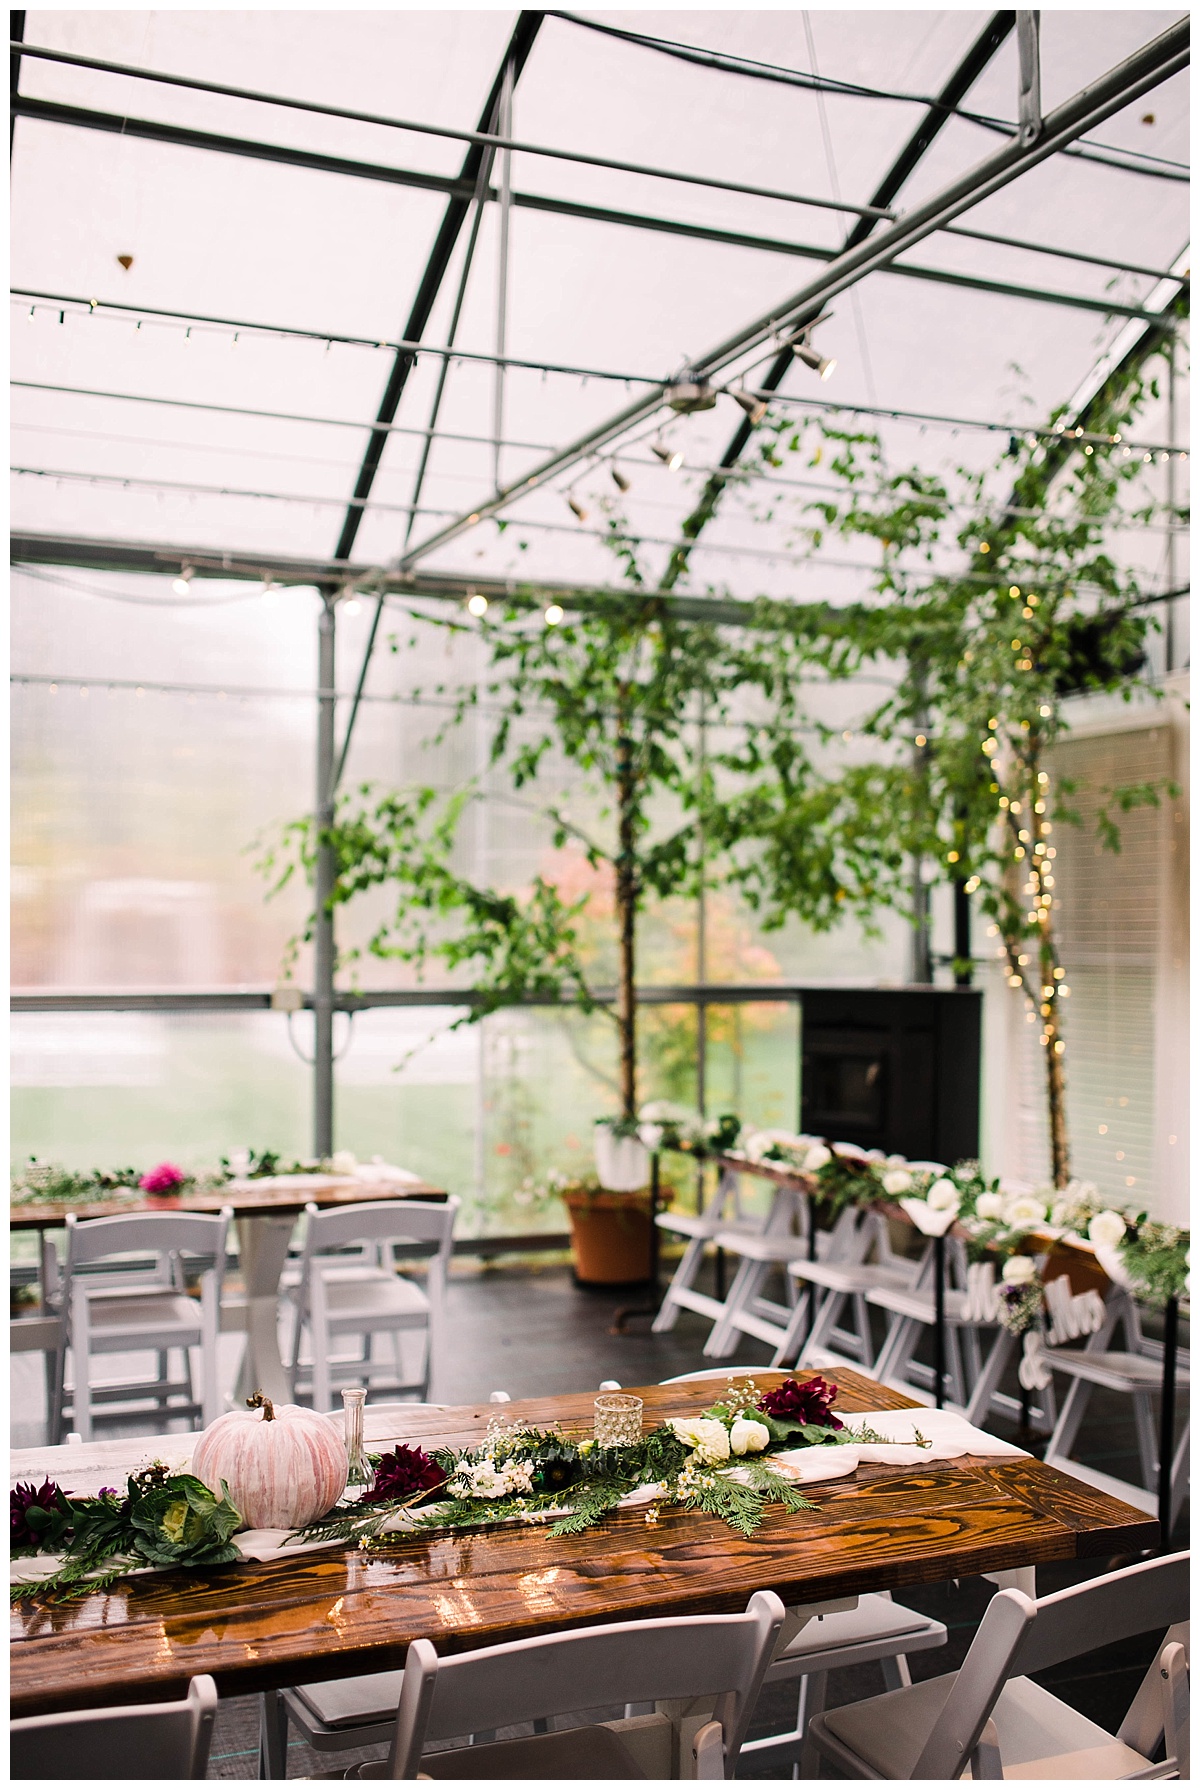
10, 8, 1190, 602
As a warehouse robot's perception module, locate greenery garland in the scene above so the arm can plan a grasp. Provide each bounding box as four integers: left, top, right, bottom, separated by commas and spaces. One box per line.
293, 1377, 916, 1548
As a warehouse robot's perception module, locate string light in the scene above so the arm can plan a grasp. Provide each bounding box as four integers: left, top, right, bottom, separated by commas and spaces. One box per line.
467, 593, 489, 617
544, 603, 564, 626
171, 566, 194, 596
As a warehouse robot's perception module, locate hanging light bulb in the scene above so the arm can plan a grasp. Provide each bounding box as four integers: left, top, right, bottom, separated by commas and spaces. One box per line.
567, 495, 589, 522
467, 593, 489, 618
344, 594, 363, 616
172, 566, 194, 596
544, 603, 564, 626
611, 466, 631, 494
728, 386, 768, 424
652, 442, 685, 471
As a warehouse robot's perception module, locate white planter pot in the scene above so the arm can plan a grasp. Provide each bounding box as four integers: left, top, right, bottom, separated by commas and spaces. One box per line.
594, 1126, 650, 1193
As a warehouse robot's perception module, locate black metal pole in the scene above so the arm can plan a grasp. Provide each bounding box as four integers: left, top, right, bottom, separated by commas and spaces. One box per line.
1157, 1294, 1178, 1551
933, 1233, 946, 1409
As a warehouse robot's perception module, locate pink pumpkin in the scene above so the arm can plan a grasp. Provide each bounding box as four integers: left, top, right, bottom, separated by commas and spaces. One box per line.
192, 1392, 348, 1529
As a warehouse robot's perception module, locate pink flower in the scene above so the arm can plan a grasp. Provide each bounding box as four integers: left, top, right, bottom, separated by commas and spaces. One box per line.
139, 1162, 186, 1194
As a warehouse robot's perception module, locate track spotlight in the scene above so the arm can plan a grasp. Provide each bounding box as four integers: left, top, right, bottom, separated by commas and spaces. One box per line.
544, 603, 564, 626
665, 370, 717, 414
171, 566, 194, 595
728, 386, 768, 425
467, 593, 489, 617
652, 442, 685, 471
567, 495, 589, 522
792, 337, 837, 380
611, 466, 631, 493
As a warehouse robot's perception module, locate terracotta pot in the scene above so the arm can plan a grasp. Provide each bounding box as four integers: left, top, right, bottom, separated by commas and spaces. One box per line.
564, 1188, 653, 1288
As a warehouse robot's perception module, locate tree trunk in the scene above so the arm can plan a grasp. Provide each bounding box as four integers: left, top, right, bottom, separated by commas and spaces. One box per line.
615, 726, 638, 1121
1001, 739, 1070, 1187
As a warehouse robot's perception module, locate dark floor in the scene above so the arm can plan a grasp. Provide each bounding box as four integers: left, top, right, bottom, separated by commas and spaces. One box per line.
199, 1258, 1187, 1779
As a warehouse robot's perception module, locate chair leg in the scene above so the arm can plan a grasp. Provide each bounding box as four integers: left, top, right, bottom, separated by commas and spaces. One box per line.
798, 1669, 829, 1779
1133, 1391, 1159, 1492
769, 1282, 814, 1369
72, 1334, 93, 1443
651, 1236, 706, 1334
1043, 1369, 1093, 1463
880, 1653, 912, 1691
157, 1350, 172, 1406
1169, 1423, 1190, 1535
703, 1255, 765, 1358
259, 1689, 289, 1779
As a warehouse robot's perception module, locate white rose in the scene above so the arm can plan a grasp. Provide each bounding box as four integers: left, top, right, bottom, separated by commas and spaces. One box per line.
670, 1418, 731, 1465
803, 1144, 832, 1173
1001, 1255, 1037, 1285
975, 1191, 1003, 1220
899, 1196, 957, 1237
1004, 1195, 1047, 1228
882, 1169, 913, 1195
927, 1178, 961, 1213
330, 1149, 358, 1175
729, 1418, 771, 1457
638, 1122, 665, 1152
1088, 1209, 1128, 1251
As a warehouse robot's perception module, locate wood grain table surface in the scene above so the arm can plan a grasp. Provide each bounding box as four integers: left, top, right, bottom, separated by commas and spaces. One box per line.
10, 1367, 1156, 1717
10, 1175, 446, 1230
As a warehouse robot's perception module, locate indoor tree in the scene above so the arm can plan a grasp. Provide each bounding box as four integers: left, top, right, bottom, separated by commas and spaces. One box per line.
264, 537, 882, 1134
733, 370, 1177, 1187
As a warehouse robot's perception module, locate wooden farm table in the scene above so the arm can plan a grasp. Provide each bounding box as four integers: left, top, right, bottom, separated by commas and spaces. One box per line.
10, 1366, 1155, 1718
11, 1173, 446, 1408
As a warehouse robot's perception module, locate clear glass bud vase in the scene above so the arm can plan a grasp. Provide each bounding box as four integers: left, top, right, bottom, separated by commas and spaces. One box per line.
342, 1387, 371, 1495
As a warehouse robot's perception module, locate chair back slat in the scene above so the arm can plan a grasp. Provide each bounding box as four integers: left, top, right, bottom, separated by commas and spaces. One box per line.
65, 1209, 232, 1269
912, 1589, 1035, 1779
11, 1673, 217, 1779
387, 1591, 784, 1776
1008, 1552, 1190, 1678
303, 1199, 458, 1257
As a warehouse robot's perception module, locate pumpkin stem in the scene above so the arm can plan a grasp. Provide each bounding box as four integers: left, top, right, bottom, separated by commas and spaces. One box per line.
247, 1390, 276, 1422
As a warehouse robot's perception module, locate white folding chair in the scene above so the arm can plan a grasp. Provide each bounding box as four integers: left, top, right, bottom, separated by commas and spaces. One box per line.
772, 1211, 926, 1370
865, 1235, 1054, 1425
55, 1208, 231, 1442
743, 1591, 949, 1775
651, 1162, 768, 1335
702, 1187, 852, 1359
288, 1198, 458, 1410
285, 1589, 784, 1780
11, 1673, 218, 1779
1042, 1285, 1190, 1528
807, 1550, 1190, 1779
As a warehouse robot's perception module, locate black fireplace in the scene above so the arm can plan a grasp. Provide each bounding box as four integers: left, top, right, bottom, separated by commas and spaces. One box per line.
799, 987, 981, 1164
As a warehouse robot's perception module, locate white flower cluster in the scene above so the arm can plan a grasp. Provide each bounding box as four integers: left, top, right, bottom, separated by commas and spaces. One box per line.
739, 1130, 833, 1175
448, 1455, 535, 1501
670, 1414, 770, 1465
637, 1102, 737, 1152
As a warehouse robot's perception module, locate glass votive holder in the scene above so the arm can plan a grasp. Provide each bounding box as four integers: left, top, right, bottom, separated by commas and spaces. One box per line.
594, 1393, 644, 1447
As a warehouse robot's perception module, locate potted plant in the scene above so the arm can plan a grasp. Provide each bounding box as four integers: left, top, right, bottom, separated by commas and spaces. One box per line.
592, 1115, 650, 1193
561, 1178, 657, 1287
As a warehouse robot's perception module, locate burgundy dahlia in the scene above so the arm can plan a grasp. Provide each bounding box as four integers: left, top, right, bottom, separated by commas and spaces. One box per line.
361, 1446, 446, 1504
758, 1375, 844, 1430
11, 1480, 68, 1551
